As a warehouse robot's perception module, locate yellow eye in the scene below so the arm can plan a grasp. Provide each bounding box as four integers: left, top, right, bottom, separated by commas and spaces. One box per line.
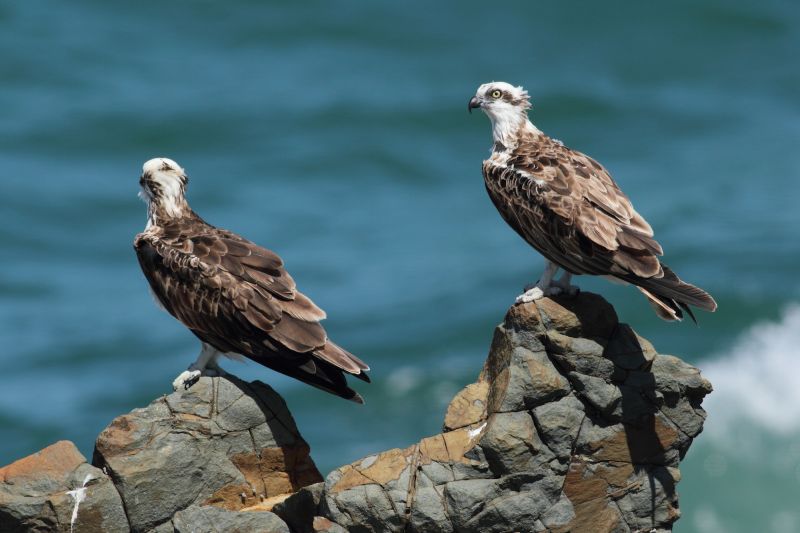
491, 90, 502, 98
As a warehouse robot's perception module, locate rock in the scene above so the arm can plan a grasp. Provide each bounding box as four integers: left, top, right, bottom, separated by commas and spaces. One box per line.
92, 374, 318, 532
0, 440, 128, 533
308, 293, 711, 532
604, 324, 658, 371
568, 371, 623, 416
546, 331, 619, 381
273, 482, 324, 533
531, 395, 585, 461
0, 292, 711, 532
443, 381, 489, 431
479, 411, 556, 475
540, 494, 577, 530
171, 505, 289, 533
482, 331, 570, 414
529, 292, 619, 339
310, 516, 348, 533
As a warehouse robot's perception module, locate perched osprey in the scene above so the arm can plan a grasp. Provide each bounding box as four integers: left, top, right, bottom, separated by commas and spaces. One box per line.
468, 82, 717, 321
134, 158, 369, 401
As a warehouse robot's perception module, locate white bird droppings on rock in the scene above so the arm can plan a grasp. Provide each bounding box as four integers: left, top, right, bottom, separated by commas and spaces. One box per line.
67, 473, 94, 533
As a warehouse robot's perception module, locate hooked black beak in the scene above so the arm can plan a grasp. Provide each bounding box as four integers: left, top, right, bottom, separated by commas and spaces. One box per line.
468, 96, 481, 114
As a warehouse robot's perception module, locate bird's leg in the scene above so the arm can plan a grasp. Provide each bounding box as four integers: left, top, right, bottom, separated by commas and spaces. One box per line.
172, 343, 222, 391
204, 354, 228, 378
517, 261, 561, 303
552, 271, 580, 296
203, 354, 228, 377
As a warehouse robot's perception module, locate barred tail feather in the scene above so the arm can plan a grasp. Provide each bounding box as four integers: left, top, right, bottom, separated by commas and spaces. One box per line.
249, 352, 365, 403
314, 340, 371, 382
631, 263, 716, 322
637, 286, 683, 321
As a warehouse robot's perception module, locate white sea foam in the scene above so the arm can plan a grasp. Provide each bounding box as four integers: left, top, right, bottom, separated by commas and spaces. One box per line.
701, 305, 800, 439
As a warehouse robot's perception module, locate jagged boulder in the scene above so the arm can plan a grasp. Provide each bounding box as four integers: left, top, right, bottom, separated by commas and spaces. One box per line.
92, 374, 323, 532
277, 294, 711, 532
0, 441, 128, 533
0, 293, 711, 532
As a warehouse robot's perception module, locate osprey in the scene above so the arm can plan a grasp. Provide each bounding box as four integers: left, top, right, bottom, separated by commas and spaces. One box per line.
134, 158, 369, 401
468, 82, 717, 321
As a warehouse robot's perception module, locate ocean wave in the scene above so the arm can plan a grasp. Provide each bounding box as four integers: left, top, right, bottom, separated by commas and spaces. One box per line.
701, 304, 800, 439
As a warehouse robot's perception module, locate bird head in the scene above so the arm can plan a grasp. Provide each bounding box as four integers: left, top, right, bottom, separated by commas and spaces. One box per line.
139, 157, 189, 220
469, 82, 533, 144
468, 81, 531, 116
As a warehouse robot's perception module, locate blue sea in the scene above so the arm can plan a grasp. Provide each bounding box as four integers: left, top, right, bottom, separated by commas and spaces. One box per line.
1, 1, 798, 531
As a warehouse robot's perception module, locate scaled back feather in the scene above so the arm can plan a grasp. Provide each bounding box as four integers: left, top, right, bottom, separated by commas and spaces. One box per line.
477, 85, 716, 320
135, 159, 368, 401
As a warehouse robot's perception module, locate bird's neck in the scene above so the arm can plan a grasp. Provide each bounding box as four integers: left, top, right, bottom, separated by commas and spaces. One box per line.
491, 114, 542, 150
145, 195, 190, 229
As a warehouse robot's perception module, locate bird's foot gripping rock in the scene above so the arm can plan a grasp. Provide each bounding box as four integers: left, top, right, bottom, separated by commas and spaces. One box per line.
516, 284, 566, 303
172, 369, 201, 391
172, 363, 228, 391
516, 286, 545, 303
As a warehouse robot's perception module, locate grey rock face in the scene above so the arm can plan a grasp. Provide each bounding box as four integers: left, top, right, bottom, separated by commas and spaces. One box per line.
272, 482, 325, 533
92, 375, 321, 532
0, 292, 711, 533
171, 505, 289, 533
310, 293, 711, 532
0, 375, 323, 532
0, 441, 128, 533
531, 394, 585, 461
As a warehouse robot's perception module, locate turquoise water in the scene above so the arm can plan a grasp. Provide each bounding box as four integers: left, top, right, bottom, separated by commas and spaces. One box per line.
1, 1, 798, 531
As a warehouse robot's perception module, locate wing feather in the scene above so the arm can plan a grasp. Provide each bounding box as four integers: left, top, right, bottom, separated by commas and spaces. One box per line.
134, 216, 369, 399
482, 130, 715, 316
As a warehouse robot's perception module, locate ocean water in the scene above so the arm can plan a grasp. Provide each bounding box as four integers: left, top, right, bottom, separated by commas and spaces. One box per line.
1, 1, 798, 531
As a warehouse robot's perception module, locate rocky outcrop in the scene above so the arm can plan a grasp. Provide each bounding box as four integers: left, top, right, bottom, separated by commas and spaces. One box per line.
0, 294, 712, 532
0, 441, 128, 533
287, 293, 712, 533
93, 375, 323, 532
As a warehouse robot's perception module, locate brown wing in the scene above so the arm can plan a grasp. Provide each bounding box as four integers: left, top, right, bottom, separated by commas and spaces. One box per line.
487, 136, 662, 277
483, 133, 716, 317
134, 216, 369, 401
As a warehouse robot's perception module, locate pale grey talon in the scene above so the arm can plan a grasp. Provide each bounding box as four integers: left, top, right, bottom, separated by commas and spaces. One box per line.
172, 369, 202, 391
516, 286, 545, 303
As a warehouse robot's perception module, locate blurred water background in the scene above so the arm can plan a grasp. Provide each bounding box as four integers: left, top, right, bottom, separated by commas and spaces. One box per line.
1, 1, 798, 531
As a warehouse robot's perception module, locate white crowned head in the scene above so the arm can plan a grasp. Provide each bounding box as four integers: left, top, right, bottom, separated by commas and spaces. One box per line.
139, 157, 189, 221
468, 81, 536, 145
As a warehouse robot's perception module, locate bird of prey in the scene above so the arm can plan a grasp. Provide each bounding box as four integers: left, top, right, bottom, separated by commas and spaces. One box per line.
468, 82, 716, 321
134, 158, 369, 401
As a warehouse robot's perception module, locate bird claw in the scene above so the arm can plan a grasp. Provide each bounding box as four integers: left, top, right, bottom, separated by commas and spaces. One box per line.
172, 369, 201, 391
516, 286, 544, 303
516, 283, 575, 304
